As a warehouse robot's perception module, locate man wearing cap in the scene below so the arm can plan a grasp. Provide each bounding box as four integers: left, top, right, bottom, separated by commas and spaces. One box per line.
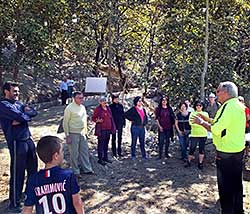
109, 94, 126, 158
192, 81, 245, 213
206, 92, 220, 118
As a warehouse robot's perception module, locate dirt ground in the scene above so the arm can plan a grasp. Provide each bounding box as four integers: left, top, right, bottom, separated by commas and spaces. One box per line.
0, 104, 250, 214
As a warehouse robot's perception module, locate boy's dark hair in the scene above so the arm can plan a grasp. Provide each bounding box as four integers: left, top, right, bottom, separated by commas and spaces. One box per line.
37, 136, 62, 164
2, 81, 19, 96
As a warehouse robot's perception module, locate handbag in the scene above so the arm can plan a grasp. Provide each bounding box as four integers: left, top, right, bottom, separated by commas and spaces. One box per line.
57, 118, 64, 134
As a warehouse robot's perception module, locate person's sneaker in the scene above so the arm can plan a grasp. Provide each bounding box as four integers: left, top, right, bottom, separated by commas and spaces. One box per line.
165, 154, 171, 158
97, 160, 107, 166
198, 162, 203, 170
184, 161, 191, 168
131, 156, 136, 161
103, 159, 112, 164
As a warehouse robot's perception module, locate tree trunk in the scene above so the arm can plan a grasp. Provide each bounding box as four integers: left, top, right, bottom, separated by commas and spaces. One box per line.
12, 36, 23, 81
201, 0, 209, 101
145, 27, 155, 94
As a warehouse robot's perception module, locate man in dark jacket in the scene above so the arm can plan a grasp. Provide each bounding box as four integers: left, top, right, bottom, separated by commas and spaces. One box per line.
109, 94, 126, 158
0, 82, 38, 213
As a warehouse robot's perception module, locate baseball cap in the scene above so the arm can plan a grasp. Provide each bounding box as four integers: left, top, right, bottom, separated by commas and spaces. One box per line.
209, 93, 216, 98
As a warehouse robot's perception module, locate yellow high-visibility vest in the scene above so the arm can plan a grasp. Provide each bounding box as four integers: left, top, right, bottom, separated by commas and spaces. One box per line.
211, 98, 245, 153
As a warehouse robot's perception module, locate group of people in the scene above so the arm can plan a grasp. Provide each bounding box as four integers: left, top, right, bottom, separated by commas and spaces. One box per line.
0, 80, 248, 213
0, 82, 84, 213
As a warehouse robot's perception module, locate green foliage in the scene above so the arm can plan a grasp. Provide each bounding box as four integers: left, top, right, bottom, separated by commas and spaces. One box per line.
0, 0, 249, 101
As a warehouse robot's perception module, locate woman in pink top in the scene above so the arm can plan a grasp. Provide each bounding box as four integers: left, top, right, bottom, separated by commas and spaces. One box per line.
124, 96, 148, 160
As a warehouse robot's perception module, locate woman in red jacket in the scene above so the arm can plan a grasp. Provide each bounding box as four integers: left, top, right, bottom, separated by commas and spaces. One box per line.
92, 96, 116, 166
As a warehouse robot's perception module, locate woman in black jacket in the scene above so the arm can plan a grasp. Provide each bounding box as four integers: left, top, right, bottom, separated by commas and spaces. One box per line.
125, 96, 148, 160
109, 94, 126, 157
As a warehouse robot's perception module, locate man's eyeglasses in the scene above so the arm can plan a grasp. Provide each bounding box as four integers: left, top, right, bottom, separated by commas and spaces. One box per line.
76, 97, 84, 99
196, 105, 202, 107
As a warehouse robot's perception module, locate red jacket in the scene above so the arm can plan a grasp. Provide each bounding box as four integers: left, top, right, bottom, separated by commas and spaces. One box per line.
92, 105, 116, 136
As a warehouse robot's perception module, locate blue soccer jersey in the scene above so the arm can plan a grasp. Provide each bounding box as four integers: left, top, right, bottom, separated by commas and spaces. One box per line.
24, 166, 80, 214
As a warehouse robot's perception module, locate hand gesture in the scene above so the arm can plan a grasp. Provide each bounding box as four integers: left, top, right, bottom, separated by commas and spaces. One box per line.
96, 118, 103, 123
191, 115, 204, 125
159, 126, 164, 132
66, 135, 72, 144
178, 130, 184, 136
12, 120, 20, 125
197, 113, 210, 122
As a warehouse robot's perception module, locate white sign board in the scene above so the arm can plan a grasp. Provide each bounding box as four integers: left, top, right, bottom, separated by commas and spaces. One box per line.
85, 77, 107, 93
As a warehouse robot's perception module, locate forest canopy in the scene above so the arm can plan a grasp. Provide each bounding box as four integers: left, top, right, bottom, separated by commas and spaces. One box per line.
0, 0, 249, 102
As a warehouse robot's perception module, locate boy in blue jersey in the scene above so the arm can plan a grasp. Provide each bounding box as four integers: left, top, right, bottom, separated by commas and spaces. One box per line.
23, 136, 84, 214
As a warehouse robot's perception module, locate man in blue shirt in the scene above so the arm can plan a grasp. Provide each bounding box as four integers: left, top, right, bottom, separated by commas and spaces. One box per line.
23, 136, 84, 214
0, 82, 38, 213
